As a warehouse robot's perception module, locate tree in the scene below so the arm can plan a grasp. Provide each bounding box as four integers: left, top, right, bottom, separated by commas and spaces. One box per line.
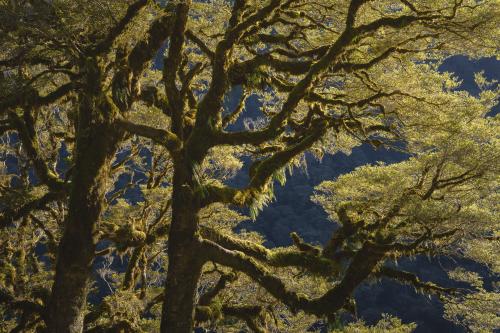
0, 0, 498, 332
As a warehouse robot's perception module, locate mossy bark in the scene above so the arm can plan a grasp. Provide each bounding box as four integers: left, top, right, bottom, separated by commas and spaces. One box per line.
160, 156, 204, 333
47, 83, 123, 332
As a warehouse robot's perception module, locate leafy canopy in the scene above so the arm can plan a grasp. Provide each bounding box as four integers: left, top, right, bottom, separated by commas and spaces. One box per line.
0, 0, 499, 332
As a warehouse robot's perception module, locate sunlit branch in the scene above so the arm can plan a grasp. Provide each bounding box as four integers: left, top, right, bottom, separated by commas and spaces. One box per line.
8, 111, 65, 191
201, 238, 385, 317
0, 82, 75, 117
205, 119, 329, 209
377, 267, 458, 295
186, 30, 215, 60
163, 1, 191, 139
115, 119, 182, 153
0, 191, 64, 229
92, 0, 149, 55
195, 0, 283, 127
200, 226, 338, 276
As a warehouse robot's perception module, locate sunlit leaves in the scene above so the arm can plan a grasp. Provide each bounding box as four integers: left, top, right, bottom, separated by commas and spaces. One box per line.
332, 314, 416, 333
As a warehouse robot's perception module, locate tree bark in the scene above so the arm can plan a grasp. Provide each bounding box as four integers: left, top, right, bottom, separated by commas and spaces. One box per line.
47, 85, 123, 332
160, 156, 204, 333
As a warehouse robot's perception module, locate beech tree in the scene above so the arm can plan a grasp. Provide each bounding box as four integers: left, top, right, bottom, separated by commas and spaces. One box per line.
0, 0, 499, 332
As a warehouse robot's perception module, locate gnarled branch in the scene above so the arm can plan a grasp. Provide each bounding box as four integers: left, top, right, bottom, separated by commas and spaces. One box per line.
115, 119, 182, 153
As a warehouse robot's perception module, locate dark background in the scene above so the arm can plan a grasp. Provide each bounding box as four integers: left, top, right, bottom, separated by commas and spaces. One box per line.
228, 56, 499, 332
5, 55, 497, 332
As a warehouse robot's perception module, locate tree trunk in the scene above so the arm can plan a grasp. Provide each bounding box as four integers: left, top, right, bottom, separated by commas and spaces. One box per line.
47, 92, 122, 332
160, 157, 204, 333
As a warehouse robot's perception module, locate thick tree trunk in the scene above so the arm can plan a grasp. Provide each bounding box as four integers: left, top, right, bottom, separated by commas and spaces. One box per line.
160, 158, 204, 333
47, 92, 122, 332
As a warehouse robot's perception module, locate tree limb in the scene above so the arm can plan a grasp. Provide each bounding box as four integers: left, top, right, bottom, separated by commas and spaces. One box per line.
8, 111, 65, 191
201, 239, 385, 317
92, 0, 150, 55
377, 267, 458, 295
163, 1, 191, 139
0, 191, 64, 229
115, 119, 182, 153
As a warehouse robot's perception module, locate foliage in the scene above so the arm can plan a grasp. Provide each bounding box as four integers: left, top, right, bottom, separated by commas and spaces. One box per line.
0, 0, 499, 332
331, 314, 416, 333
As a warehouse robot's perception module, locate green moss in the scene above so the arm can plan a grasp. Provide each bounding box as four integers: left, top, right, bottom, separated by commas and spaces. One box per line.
196, 301, 222, 323
269, 249, 340, 276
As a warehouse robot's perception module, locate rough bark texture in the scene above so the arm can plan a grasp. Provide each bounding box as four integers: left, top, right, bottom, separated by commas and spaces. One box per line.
160, 156, 204, 333
47, 62, 123, 332
47, 128, 122, 331
47, 122, 122, 331
3, 1, 495, 331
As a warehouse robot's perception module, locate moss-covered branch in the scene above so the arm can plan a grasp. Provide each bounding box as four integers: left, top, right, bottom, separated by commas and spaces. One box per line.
8, 110, 65, 191
200, 226, 338, 276
194, 0, 283, 129
222, 88, 248, 128
0, 191, 64, 229
163, 1, 191, 139
205, 119, 329, 209
201, 239, 385, 317
127, 10, 174, 78
377, 267, 458, 295
198, 272, 237, 306
92, 0, 149, 55
0, 82, 74, 117
216, 9, 446, 148
221, 305, 266, 333
115, 119, 181, 153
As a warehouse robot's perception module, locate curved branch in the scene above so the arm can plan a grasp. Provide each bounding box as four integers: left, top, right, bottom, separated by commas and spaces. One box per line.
186, 30, 215, 60
92, 0, 149, 55
200, 226, 338, 276
0, 82, 74, 117
0, 190, 64, 229
205, 119, 328, 209
377, 267, 458, 295
198, 272, 237, 306
127, 11, 174, 77
201, 239, 385, 317
115, 119, 181, 153
8, 111, 65, 191
221, 305, 266, 333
